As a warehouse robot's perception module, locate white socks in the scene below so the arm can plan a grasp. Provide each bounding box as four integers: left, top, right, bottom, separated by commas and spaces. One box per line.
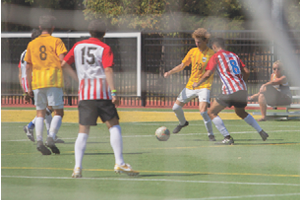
74, 133, 88, 169
212, 116, 230, 137
44, 112, 52, 136
49, 115, 62, 139
201, 111, 214, 136
35, 117, 44, 141
172, 104, 187, 125
109, 125, 125, 166
244, 114, 263, 133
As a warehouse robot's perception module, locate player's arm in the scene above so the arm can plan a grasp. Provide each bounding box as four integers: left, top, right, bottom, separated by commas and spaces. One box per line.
259, 75, 286, 93
105, 66, 119, 106
164, 63, 186, 78
61, 61, 78, 82
26, 63, 33, 97
241, 66, 250, 82
192, 69, 214, 89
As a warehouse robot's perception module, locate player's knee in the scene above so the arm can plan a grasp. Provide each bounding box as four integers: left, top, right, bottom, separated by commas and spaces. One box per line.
172, 104, 182, 112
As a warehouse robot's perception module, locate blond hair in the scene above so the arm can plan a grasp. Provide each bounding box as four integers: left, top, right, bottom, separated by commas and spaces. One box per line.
192, 28, 211, 41
273, 60, 283, 69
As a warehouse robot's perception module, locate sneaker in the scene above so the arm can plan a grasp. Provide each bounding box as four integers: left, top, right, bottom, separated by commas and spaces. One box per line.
216, 135, 234, 145
45, 137, 60, 154
72, 167, 82, 178
114, 163, 139, 176
36, 141, 51, 155
208, 135, 216, 141
259, 130, 269, 141
54, 135, 65, 143
173, 121, 189, 133
23, 125, 35, 142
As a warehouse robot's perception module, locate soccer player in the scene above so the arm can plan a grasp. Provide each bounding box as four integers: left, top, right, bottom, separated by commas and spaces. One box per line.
25, 15, 67, 155
164, 28, 216, 141
61, 19, 139, 178
248, 60, 292, 121
192, 38, 269, 144
19, 30, 64, 144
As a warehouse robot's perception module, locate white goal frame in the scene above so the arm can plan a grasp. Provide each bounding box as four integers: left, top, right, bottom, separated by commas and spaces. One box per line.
1, 32, 142, 97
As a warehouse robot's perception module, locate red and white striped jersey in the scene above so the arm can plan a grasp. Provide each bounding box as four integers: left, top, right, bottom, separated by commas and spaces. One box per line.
18, 50, 29, 92
206, 50, 247, 94
64, 37, 114, 101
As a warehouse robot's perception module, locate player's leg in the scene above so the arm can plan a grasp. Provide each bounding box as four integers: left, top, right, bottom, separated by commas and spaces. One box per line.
198, 88, 214, 141
34, 88, 51, 155
23, 116, 36, 142
45, 88, 64, 154
172, 88, 193, 133
235, 107, 269, 141
208, 98, 234, 145
44, 106, 64, 144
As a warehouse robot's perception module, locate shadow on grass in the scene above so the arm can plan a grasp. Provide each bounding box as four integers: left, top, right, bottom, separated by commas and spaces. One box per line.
137, 173, 207, 177
61, 142, 109, 145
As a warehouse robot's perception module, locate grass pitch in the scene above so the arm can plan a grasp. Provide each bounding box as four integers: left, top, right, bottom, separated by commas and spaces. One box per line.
1, 108, 300, 200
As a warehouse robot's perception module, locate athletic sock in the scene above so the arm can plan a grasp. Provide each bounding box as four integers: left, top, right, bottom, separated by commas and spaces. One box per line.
49, 115, 62, 140
200, 111, 214, 135
74, 133, 88, 169
44, 112, 52, 136
28, 118, 36, 129
109, 125, 125, 166
212, 116, 230, 137
243, 114, 263, 133
35, 117, 44, 141
172, 104, 187, 125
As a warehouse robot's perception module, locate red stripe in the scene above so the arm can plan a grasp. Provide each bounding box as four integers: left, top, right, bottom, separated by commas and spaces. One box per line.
99, 78, 103, 99
219, 54, 236, 93
94, 79, 97, 100
87, 79, 91, 100
79, 79, 84, 101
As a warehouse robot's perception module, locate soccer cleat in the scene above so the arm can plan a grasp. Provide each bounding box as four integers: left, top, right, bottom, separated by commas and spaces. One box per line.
114, 163, 139, 176
72, 167, 82, 178
259, 130, 269, 141
23, 125, 35, 142
45, 137, 60, 154
173, 121, 189, 134
54, 135, 65, 143
216, 135, 234, 145
36, 141, 51, 155
208, 135, 216, 141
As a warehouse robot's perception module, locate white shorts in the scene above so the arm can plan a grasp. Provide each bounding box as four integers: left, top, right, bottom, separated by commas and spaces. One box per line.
177, 88, 210, 104
34, 87, 64, 110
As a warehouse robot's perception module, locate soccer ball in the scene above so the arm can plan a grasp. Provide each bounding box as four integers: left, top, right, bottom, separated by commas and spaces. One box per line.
155, 126, 170, 141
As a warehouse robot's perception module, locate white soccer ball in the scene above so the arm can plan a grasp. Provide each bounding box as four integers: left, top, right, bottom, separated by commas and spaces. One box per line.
155, 126, 170, 141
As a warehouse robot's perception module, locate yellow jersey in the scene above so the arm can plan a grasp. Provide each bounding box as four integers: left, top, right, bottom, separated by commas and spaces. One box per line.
182, 47, 215, 90
24, 34, 67, 90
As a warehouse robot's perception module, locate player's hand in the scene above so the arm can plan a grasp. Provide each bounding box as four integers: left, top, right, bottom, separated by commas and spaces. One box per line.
164, 72, 170, 78
192, 82, 199, 89
112, 96, 120, 106
24, 93, 31, 104
28, 89, 34, 98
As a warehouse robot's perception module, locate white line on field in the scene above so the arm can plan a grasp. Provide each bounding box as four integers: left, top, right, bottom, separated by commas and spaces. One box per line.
171, 193, 300, 200
3, 129, 299, 142
2, 175, 300, 187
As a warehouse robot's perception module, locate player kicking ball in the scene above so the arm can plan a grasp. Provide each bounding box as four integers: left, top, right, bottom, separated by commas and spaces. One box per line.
192, 38, 269, 145
62, 20, 139, 177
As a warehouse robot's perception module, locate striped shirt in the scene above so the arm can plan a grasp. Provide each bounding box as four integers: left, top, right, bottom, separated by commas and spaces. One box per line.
18, 50, 29, 92
24, 34, 67, 90
64, 37, 114, 101
206, 50, 247, 94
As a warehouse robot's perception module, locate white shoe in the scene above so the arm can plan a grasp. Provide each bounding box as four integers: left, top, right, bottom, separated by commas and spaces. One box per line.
72, 167, 82, 178
114, 163, 139, 176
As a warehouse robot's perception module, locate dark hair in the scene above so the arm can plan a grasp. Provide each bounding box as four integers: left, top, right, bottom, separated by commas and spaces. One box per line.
88, 20, 106, 38
31, 29, 41, 40
212, 38, 226, 49
39, 15, 56, 31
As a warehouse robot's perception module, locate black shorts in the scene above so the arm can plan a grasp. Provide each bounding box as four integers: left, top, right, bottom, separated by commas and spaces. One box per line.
78, 100, 119, 126
216, 90, 248, 108
263, 85, 292, 106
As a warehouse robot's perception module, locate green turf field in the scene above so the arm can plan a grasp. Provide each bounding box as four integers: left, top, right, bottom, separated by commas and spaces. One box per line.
2, 109, 300, 200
